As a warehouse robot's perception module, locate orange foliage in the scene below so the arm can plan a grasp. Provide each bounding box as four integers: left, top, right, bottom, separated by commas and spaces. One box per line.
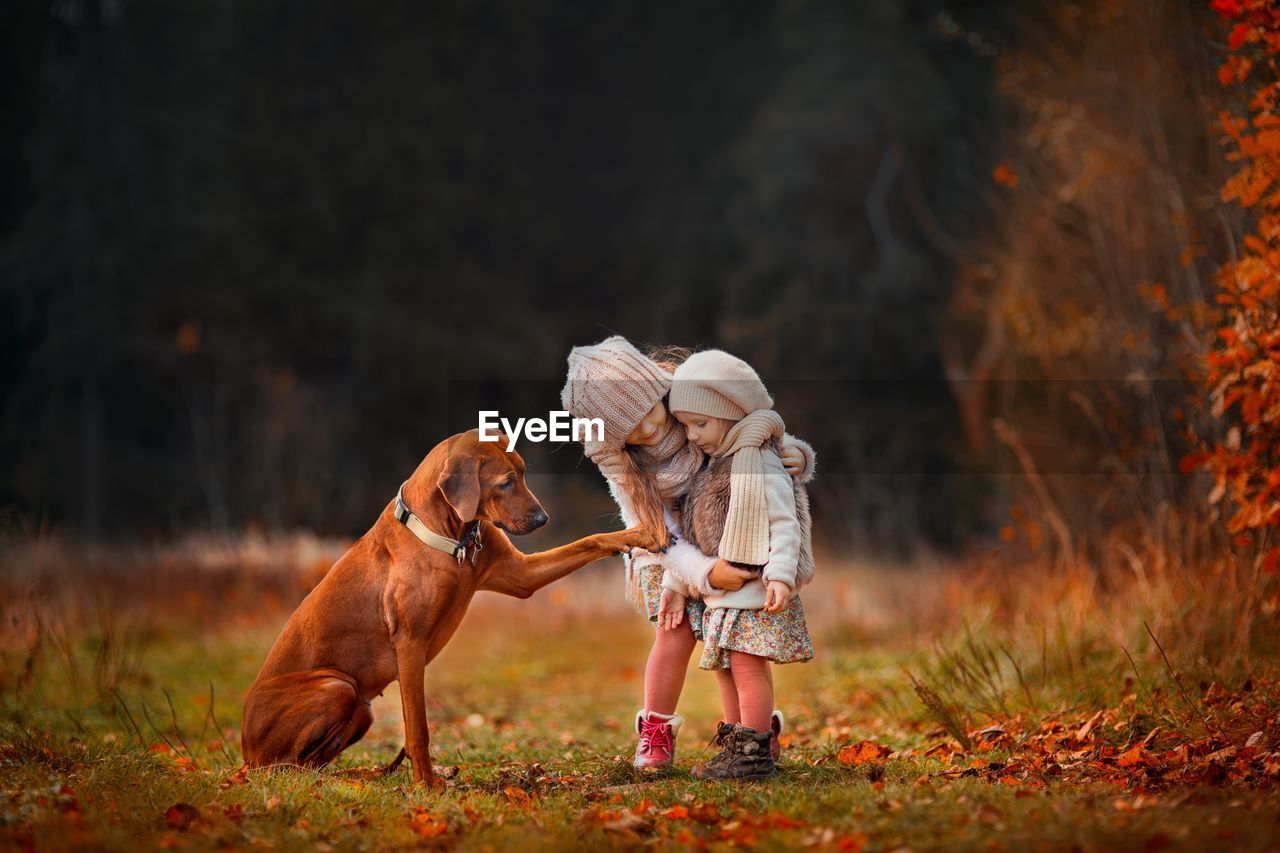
1184, 1, 1280, 569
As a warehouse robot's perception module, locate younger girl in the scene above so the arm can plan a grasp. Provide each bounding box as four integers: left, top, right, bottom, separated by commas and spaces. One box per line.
559, 336, 816, 769
659, 348, 815, 781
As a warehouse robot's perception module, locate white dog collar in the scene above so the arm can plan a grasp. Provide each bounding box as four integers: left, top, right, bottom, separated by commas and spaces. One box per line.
393, 481, 482, 566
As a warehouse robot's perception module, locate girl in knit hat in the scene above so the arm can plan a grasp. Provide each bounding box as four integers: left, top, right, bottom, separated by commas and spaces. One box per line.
658, 348, 815, 781
560, 335, 817, 770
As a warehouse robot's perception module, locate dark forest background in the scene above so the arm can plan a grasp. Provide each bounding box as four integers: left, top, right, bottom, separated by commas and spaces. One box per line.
0, 0, 1223, 559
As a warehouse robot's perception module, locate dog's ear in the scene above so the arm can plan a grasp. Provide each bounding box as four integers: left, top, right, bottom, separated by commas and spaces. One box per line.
437, 451, 481, 522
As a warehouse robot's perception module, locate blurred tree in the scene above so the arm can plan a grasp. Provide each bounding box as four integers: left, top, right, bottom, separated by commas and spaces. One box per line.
2, 0, 1009, 551
966, 0, 1227, 569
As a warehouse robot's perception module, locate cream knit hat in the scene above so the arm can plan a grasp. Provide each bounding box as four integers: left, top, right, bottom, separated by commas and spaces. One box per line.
670, 348, 785, 570
668, 349, 774, 420
559, 335, 672, 457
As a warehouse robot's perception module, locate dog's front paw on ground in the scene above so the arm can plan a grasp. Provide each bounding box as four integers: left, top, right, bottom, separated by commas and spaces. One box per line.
416, 766, 458, 791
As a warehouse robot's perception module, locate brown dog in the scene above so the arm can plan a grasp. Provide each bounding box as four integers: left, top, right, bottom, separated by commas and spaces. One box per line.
241, 429, 660, 784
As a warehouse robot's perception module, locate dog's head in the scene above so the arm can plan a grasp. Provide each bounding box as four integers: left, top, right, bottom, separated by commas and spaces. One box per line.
436, 429, 548, 535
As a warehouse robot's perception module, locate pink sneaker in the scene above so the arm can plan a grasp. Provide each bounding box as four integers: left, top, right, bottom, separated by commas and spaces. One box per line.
771, 709, 784, 762
632, 710, 683, 769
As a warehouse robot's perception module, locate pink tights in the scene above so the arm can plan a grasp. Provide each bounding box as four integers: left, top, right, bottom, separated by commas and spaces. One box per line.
714, 652, 774, 732
643, 617, 696, 715
643, 623, 776, 735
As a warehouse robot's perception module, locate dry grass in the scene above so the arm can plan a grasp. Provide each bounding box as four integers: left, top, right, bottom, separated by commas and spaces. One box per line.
1, 522, 1278, 850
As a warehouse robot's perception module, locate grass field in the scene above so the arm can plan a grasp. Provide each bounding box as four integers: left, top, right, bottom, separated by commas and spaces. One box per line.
2, 535, 1279, 851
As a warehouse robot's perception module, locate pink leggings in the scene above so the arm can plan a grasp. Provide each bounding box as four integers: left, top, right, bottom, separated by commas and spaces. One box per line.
643, 618, 697, 715
644, 620, 774, 733
714, 652, 774, 732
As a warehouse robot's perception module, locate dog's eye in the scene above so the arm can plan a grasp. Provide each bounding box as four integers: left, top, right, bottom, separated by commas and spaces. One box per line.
498, 479, 514, 491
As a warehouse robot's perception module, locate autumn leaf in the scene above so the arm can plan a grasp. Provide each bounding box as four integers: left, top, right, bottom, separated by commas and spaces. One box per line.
1117, 746, 1149, 767
1211, 0, 1243, 18
992, 162, 1019, 188
687, 802, 723, 824
837, 741, 893, 765
838, 832, 870, 851
761, 810, 807, 829
1228, 23, 1251, 51
164, 803, 200, 832
408, 808, 448, 838
502, 786, 535, 805
601, 809, 652, 836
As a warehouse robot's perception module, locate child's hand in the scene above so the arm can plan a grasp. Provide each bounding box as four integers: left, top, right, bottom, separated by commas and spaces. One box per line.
658, 588, 686, 630
780, 444, 805, 477
763, 580, 793, 613
708, 558, 755, 591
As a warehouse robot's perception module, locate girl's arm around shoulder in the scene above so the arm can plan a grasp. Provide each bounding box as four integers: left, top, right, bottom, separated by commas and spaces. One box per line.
780, 432, 817, 484
761, 449, 801, 590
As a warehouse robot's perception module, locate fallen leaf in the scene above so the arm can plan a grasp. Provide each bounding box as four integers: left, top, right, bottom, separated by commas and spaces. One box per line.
408, 808, 448, 838
502, 786, 533, 804
976, 725, 1006, 743
837, 741, 893, 765
164, 803, 200, 832
1075, 710, 1105, 743
1118, 746, 1148, 767
688, 802, 722, 824
601, 809, 652, 836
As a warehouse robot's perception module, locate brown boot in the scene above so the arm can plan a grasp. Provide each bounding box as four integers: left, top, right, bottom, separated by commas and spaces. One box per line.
691, 723, 777, 781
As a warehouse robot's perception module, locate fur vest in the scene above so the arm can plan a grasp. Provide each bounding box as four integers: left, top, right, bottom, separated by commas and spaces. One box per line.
677, 439, 814, 608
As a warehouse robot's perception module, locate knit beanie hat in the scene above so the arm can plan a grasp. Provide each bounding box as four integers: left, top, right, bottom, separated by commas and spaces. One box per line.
668, 349, 774, 420
559, 335, 672, 459
670, 348, 788, 569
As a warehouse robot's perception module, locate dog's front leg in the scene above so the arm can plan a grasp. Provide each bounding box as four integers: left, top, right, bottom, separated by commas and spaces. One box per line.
394, 641, 435, 786
480, 527, 662, 599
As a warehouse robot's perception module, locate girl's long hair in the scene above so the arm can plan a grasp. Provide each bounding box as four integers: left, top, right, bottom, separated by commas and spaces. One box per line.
614, 344, 697, 546
616, 444, 671, 546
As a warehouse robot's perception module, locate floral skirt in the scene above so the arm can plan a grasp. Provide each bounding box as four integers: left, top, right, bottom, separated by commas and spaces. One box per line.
698, 595, 814, 671
635, 562, 705, 641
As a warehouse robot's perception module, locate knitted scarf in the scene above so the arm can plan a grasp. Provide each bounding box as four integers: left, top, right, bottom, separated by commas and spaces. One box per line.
630, 414, 706, 500
589, 411, 704, 502
708, 409, 786, 566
